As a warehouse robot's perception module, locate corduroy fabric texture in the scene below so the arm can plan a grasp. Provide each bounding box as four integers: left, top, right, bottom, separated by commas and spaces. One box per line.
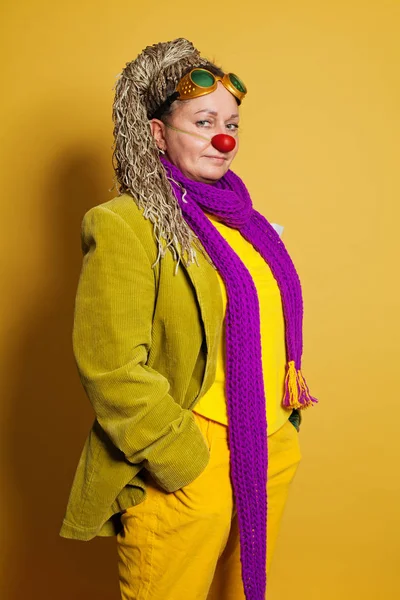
160, 154, 318, 600
60, 195, 226, 540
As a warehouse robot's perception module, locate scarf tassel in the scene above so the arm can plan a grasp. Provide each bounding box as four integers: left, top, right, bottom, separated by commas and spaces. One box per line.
282, 360, 319, 409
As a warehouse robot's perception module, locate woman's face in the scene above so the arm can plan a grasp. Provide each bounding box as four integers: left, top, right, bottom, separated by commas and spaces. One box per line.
150, 82, 240, 184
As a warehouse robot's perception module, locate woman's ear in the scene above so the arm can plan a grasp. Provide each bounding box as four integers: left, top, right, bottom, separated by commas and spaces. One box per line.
149, 119, 167, 152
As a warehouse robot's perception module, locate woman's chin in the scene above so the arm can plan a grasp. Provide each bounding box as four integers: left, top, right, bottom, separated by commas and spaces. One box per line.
198, 164, 228, 183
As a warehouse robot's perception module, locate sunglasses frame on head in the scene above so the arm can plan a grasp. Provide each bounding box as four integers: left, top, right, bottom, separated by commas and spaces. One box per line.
149, 68, 247, 121
176, 68, 247, 104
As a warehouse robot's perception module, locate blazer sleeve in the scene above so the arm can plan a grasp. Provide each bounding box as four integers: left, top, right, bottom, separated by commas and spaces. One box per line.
72, 205, 210, 493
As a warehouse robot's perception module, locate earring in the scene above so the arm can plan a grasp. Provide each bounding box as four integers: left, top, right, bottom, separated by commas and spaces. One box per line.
158, 147, 165, 155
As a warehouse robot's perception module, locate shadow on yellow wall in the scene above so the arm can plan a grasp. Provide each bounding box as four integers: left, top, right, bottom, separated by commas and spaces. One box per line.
3, 145, 119, 598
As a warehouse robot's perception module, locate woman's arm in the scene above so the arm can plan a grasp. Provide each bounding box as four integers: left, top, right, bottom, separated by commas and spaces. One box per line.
72, 205, 210, 492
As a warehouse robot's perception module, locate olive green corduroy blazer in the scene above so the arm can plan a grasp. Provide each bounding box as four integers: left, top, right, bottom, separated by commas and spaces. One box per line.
60, 194, 224, 540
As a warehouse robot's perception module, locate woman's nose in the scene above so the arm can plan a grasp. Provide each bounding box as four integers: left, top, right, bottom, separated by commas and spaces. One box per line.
211, 134, 236, 153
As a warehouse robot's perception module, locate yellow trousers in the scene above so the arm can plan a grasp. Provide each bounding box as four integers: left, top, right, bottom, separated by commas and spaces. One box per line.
117, 412, 302, 600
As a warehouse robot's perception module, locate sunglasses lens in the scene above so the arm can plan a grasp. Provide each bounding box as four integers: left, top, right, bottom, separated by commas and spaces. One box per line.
229, 73, 247, 94
191, 69, 215, 87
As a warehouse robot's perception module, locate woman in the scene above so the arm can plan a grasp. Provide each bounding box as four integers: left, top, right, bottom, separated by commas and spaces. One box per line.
60, 38, 318, 600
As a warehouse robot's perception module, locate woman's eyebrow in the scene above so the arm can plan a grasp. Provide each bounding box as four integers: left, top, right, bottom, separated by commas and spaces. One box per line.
194, 109, 239, 118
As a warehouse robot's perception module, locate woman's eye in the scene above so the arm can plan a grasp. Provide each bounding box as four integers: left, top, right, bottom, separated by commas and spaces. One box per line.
195, 120, 239, 131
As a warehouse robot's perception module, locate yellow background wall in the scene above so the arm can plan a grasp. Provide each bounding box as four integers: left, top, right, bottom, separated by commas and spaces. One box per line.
1, 1, 399, 598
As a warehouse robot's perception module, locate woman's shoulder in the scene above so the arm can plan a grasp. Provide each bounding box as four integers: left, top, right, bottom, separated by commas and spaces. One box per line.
81, 194, 158, 264
86, 193, 156, 243
92, 192, 149, 227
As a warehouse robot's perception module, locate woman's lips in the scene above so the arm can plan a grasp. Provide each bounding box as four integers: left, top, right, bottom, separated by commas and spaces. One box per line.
204, 155, 227, 162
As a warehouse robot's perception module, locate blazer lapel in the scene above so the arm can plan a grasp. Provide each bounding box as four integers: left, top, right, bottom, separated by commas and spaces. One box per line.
183, 251, 224, 401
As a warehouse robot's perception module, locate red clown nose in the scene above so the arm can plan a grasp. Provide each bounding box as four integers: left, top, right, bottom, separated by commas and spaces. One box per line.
211, 134, 236, 153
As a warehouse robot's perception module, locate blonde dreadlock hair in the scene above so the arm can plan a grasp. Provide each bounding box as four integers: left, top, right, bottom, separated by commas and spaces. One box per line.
111, 37, 224, 273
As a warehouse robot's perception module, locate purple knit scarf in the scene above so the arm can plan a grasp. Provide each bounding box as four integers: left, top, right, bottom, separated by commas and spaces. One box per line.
160, 155, 318, 599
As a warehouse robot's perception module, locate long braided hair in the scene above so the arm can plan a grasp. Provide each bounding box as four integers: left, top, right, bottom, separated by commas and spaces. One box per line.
111, 37, 225, 271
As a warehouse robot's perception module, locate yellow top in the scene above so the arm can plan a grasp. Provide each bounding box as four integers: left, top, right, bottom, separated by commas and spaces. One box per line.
193, 213, 292, 436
